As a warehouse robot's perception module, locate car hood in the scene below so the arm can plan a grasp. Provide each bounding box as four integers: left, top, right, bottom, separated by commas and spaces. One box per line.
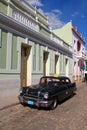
22, 83, 54, 96
28, 83, 50, 92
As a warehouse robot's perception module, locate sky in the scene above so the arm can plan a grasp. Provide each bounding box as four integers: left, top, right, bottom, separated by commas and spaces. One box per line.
27, 0, 87, 49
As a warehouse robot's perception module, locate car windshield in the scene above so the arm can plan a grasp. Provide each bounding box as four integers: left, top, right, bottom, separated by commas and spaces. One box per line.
40, 77, 60, 86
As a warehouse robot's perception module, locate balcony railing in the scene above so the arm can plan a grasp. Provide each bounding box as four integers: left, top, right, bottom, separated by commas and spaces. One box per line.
75, 51, 87, 60
11, 8, 38, 31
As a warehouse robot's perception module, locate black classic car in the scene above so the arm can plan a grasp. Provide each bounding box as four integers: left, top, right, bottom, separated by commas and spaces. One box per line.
19, 76, 76, 109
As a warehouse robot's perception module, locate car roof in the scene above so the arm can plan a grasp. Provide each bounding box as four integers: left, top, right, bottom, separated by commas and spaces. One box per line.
41, 76, 69, 80
57, 76, 69, 80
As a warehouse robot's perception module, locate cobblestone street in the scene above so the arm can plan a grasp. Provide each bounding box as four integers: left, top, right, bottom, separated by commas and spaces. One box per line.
0, 82, 87, 130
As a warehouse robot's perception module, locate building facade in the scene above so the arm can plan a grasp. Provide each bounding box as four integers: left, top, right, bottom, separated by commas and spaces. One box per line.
0, 0, 73, 99
53, 22, 86, 82
84, 58, 87, 81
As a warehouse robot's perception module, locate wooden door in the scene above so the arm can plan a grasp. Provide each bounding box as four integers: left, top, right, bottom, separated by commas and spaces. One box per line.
43, 52, 48, 76
43, 52, 46, 76
21, 46, 28, 87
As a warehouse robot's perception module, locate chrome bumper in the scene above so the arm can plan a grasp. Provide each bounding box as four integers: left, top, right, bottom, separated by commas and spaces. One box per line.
18, 95, 53, 108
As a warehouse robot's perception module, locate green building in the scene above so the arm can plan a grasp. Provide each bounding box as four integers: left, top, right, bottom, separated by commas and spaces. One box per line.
0, 0, 73, 100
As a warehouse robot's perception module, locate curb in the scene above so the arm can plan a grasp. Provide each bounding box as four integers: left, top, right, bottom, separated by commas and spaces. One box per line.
0, 102, 19, 111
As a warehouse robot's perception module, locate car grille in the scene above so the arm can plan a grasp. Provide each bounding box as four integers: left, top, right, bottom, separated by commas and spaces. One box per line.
22, 87, 38, 100
23, 95, 38, 101
24, 93, 38, 98
22, 87, 44, 100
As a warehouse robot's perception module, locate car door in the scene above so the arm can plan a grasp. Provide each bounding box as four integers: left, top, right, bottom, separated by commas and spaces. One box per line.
65, 78, 72, 96
58, 80, 68, 101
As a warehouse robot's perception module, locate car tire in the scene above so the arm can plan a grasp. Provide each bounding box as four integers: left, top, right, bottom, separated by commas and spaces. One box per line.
50, 98, 58, 110
71, 91, 74, 97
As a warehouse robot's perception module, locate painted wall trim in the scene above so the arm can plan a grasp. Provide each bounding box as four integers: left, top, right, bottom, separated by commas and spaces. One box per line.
0, 13, 72, 56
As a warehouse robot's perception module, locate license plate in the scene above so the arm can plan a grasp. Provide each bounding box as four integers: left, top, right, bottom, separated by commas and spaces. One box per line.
27, 100, 34, 105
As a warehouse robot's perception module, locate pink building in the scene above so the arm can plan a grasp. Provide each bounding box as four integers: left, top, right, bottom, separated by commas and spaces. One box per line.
72, 25, 86, 82
53, 21, 86, 82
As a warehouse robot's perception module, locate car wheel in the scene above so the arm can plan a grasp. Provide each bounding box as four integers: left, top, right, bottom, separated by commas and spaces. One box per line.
50, 98, 58, 110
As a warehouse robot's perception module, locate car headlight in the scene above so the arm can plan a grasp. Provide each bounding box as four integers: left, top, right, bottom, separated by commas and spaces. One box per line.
38, 91, 40, 96
19, 88, 23, 94
44, 92, 49, 99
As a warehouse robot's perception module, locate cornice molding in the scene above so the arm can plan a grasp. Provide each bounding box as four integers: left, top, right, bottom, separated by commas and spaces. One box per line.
0, 13, 72, 57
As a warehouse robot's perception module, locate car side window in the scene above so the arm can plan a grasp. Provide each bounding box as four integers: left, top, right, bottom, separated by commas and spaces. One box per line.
40, 78, 47, 85
48, 80, 60, 87
61, 80, 66, 85
61, 78, 70, 85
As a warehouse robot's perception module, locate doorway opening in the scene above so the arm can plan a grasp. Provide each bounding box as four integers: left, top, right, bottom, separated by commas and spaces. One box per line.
21, 44, 31, 87
65, 58, 68, 76
43, 51, 49, 76
55, 55, 58, 74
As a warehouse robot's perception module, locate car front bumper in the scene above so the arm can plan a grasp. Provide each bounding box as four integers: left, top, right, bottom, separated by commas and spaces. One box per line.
18, 95, 53, 108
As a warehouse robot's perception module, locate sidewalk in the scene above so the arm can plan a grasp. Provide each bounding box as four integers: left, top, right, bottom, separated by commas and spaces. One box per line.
76, 81, 87, 87
0, 82, 85, 110
0, 96, 19, 110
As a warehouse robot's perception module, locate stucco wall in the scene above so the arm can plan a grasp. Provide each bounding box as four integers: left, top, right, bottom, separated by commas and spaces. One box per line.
0, 75, 20, 98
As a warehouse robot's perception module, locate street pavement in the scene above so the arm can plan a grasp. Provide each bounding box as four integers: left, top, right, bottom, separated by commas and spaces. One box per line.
0, 82, 87, 130
0, 96, 19, 110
